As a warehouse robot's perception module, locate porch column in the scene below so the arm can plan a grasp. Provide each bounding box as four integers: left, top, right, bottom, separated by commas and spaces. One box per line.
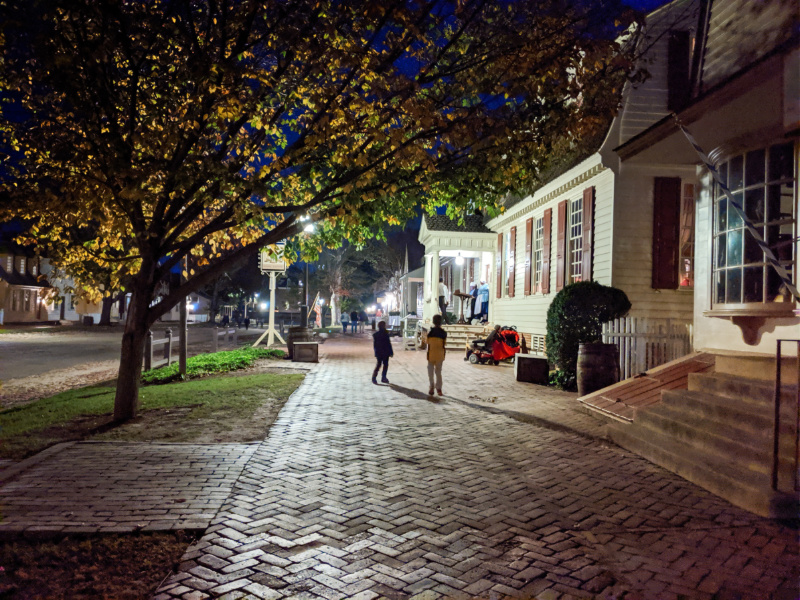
423, 251, 440, 322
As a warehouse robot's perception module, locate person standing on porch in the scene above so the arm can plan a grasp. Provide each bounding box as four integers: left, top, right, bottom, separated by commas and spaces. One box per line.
437, 277, 449, 324
476, 280, 490, 322
469, 282, 478, 320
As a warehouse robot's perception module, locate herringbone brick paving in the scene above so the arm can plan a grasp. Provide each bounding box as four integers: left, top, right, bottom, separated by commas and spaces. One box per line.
0, 442, 258, 535
155, 338, 800, 600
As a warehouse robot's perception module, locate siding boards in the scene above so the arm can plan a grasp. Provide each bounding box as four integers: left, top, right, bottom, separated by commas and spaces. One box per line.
701, 0, 796, 91
611, 167, 694, 321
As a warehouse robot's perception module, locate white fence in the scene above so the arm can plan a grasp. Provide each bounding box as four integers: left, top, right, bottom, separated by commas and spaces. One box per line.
143, 327, 239, 371
602, 317, 693, 380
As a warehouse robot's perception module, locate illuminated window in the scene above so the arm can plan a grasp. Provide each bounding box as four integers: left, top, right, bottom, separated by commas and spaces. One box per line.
533, 216, 544, 293
679, 184, 695, 289
568, 198, 583, 283
712, 142, 796, 305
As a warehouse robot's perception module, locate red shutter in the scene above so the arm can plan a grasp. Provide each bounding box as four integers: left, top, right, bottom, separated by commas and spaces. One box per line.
524, 218, 533, 295
582, 186, 595, 282
542, 208, 552, 294
496, 233, 503, 298
508, 226, 516, 297
556, 200, 567, 291
652, 177, 681, 289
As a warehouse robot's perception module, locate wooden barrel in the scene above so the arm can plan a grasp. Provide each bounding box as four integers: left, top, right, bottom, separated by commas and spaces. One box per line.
577, 343, 619, 396
287, 326, 312, 360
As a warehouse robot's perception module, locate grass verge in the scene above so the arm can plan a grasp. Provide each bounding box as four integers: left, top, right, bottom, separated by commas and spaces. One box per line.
141, 346, 286, 384
0, 372, 303, 459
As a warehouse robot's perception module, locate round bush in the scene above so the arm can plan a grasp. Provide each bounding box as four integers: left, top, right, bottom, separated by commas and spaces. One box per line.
545, 281, 630, 389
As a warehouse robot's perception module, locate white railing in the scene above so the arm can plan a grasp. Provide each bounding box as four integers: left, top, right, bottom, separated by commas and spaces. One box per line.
602, 317, 693, 380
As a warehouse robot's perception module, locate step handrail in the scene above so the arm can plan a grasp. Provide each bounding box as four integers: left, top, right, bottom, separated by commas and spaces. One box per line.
772, 339, 800, 491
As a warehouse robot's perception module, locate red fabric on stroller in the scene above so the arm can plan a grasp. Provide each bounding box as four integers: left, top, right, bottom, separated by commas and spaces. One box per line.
492, 328, 521, 361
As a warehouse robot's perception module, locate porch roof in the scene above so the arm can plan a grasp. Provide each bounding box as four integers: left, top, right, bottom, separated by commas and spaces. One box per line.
418, 214, 497, 255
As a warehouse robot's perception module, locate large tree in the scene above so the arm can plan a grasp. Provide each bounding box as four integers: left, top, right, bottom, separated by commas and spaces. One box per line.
0, 0, 637, 420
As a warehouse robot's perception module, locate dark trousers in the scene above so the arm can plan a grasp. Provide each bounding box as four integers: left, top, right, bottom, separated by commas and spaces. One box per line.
373, 357, 389, 380
438, 296, 448, 323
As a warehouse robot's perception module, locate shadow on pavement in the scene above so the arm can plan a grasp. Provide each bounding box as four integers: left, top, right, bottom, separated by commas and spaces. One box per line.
388, 383, 443, 403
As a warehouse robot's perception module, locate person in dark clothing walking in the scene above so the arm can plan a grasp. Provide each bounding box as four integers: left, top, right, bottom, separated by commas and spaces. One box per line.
372, 320, 394, 383
350, 310, 359, 334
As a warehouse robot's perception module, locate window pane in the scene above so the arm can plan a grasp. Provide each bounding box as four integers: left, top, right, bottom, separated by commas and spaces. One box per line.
743, 266, 764, 302
727, 229, 743, 266
716, 198, 727, 232
744, 227, 764, 263
715, 270, 726, 304
766, 182, 794, 223
728, 193, 744, 228
767, 267, 786, 301
744, 188, 765, 223
729, 155, 744, 190
717, 162, 728, 187
716, 233, 727, 268
726, 268, 742, 303
769, 143, 794, 181
745, 149, 765, 187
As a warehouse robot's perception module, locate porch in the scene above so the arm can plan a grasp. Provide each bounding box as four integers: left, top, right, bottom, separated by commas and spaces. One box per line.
416, 213, 497, 323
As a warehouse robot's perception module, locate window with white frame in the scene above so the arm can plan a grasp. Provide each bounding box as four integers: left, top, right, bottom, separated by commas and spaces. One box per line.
568, 198, 583, 283
712, 142, 796, 305
679, 183, 695, 289
5, 256, 11, 272
502, 231, 512, 296
533, 216, 544, 293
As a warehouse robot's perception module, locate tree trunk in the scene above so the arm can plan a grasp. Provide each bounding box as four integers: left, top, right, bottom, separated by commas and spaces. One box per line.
113, 284, 151, 421
210, 278, 221, 324
98, 295, 114, 326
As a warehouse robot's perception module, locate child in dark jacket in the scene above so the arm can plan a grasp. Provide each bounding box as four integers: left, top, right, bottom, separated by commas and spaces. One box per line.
372, 321, 394, 384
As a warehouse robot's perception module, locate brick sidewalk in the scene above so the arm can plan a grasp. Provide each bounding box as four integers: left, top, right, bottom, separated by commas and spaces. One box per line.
154, 337, 799, 600
0, 442, 258, 536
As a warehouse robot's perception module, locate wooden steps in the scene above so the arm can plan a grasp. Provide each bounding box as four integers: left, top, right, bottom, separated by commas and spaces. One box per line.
579, 352, 715, 421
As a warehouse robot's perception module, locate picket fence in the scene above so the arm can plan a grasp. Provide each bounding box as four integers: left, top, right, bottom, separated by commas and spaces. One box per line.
602, 317, 693, 380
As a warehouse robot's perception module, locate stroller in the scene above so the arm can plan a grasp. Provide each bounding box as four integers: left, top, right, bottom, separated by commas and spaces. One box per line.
466, 326, 522, 365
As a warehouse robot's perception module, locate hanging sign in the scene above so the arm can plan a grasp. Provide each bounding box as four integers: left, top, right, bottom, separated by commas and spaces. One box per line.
258, 242, 286, 273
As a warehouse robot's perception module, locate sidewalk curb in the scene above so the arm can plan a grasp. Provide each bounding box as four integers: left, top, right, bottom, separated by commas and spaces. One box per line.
0, 441, 77, 484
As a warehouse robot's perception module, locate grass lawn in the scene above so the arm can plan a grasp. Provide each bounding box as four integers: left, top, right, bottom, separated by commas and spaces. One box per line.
0, 349, 304, 598
0, 372, 303, 459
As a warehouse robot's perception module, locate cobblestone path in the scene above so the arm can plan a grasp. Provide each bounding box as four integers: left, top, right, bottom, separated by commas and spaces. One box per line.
156, 339, 798, 600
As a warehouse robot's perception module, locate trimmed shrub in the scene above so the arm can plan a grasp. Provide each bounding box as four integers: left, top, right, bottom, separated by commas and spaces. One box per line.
545, 281, 630, 389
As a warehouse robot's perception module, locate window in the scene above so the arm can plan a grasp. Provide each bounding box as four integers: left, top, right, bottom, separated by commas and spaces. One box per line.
568, 197, 583, 283
502, 231, 512, 296
5, 256, 11, 272
24, 290, 31, 311
533, 216, 544, 293
712, 142, 796, 305
679, 184, 695, 289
